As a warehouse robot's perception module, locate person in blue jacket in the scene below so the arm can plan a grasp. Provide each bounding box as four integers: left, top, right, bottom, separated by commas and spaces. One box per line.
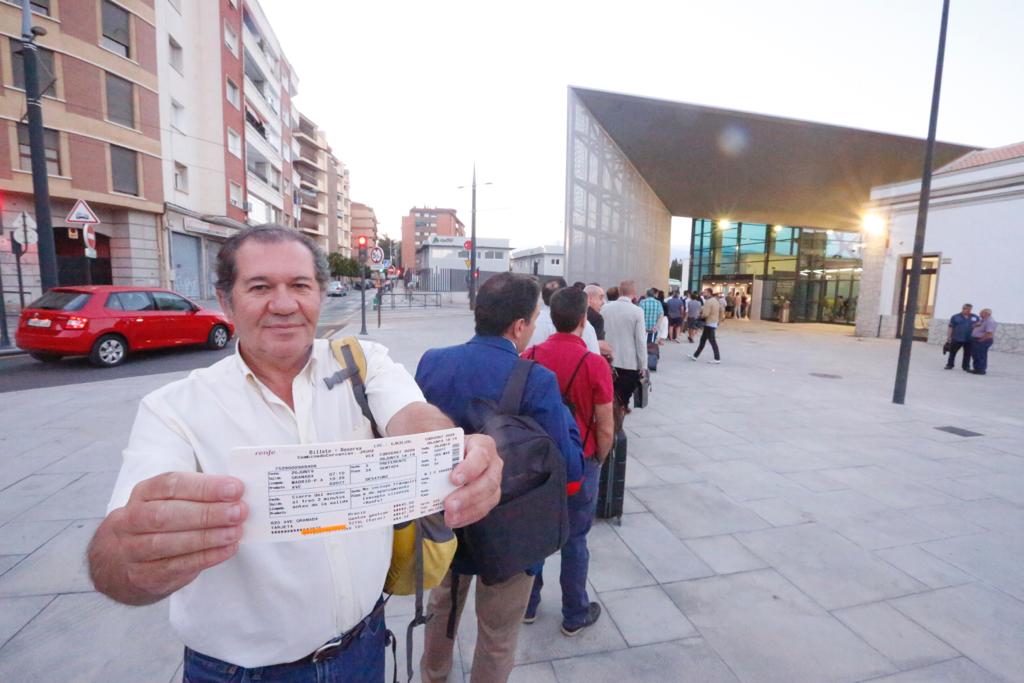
416, 272, 582, 683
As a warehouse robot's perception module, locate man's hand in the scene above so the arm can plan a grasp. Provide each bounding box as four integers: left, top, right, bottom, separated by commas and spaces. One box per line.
598, 340, 614, 360
443, 434, 502, 528
88, 472, 247, 606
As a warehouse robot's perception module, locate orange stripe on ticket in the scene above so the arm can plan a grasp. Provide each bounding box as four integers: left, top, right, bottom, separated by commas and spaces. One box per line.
300, 524, 348, 535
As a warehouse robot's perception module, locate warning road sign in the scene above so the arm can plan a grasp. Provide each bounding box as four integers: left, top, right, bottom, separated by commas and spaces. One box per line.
66, 199, 100, 224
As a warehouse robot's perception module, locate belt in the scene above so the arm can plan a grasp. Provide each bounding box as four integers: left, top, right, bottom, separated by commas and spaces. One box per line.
296, 596, 390, 665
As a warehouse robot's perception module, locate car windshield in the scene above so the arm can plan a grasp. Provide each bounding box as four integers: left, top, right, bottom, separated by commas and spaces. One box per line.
27, 291, 92, 311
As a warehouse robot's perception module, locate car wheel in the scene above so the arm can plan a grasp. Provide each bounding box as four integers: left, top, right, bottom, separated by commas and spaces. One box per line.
89, 334, 127, 367
207, 324, 230, 350
29, 352, 61, 363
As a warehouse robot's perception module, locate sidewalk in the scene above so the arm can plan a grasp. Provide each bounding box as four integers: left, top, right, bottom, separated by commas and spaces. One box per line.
1, 312, 1022, 682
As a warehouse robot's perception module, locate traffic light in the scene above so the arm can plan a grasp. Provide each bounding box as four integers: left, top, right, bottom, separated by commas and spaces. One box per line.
357, 235, 368, 264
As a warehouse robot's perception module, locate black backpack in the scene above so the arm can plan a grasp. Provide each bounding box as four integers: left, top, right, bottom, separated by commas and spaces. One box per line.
450, 357, 570, 582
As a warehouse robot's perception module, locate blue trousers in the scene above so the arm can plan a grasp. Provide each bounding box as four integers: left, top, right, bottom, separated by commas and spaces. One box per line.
182, 604, 387, 683
527, 457, 601, 627
971, 339, 993, 372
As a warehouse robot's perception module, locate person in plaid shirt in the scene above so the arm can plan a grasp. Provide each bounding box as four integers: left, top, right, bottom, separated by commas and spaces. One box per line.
639, 289, 663, 342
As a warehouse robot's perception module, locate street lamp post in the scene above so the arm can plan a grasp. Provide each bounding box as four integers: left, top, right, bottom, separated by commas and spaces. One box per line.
357, 235, 368, 335
893, 0, 951, 405
459, 166, 492, 311
20, 0, 58, 292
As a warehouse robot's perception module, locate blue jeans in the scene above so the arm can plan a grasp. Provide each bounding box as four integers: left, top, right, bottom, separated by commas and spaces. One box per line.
528, 457, 601, 627
971, 339, 993, 372
183, 604, 387, 683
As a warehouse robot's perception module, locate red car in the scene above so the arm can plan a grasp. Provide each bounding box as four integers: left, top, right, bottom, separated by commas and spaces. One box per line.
16, 286, 234, 367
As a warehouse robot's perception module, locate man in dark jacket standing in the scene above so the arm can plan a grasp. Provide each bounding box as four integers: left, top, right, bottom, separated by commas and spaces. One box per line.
416, 272, 583, 683
945, 303, 978, 371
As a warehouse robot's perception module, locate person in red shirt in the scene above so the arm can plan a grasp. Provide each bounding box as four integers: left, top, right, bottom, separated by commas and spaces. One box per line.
521, 286, 614, 636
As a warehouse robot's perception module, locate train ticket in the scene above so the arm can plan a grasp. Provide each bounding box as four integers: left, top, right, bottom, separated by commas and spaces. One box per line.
231, 428, 464, 543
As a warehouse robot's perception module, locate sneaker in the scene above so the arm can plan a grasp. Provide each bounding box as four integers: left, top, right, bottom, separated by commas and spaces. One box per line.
944, 365, 953, 370
708, 359, 721, 364
561, 602, 601, 637
523, 602, 538, 624
688, 354, 698, 361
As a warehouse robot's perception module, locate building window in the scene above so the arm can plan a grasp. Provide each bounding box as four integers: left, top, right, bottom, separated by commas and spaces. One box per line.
174, 162, 188, 192
229, 181, 242, 208
224, 21, 238, 56
227, 128, 241, 157
2, 0, 50, 15
101, 0, 131, 58
105, 72, 134, 128
551, 258, 560, 265
17, 123, 59, 175
110, 145, 138, 195
170, 100, 184, 131
10, 44, 56, 97
226, 77, 240, 108
168, 35, 184, 73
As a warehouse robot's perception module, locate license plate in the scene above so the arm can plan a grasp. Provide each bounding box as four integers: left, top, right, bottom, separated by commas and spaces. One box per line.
27, 318, 52, 328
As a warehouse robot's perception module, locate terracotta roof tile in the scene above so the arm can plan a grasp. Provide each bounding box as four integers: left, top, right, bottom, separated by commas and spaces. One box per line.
938, 141, 1024, 173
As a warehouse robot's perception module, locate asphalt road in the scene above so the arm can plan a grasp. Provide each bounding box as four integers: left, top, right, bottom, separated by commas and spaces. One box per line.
0, 295, 363, 394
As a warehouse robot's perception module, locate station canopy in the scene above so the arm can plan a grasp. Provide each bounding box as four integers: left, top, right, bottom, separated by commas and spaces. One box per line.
572, 87, 980, 231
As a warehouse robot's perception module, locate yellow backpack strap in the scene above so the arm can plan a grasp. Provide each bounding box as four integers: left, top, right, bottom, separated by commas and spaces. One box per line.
324, 337, 379, 437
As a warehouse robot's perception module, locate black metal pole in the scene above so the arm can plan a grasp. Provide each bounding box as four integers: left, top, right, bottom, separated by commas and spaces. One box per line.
21, 1, 58, 292
359, 263, 368, 336
13, 238, 26, 309
0, 214, 10, 347
893, 0, 950, 405
469, 165, 477, 311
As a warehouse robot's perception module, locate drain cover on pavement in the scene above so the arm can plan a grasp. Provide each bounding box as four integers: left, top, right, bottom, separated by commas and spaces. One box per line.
935, 426, 983, 437
809, 372, 843, 379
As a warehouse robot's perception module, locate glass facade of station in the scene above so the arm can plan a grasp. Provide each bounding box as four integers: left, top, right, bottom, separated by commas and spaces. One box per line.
689, 219, 862, 324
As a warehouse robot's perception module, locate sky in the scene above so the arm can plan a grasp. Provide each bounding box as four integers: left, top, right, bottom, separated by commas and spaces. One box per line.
260, 0, 1023, 253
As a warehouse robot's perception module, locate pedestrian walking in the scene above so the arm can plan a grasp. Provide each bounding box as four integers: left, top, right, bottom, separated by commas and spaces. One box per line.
725, 289, 736, 318
602, 280, 647, 411
522, 287, 613, 636
686, 292, 703, 343
945, 303, 978, 371
690, 287, 722, 363
969, 308, 997, 375
416, 272, 584, 683
87, 225, 503, 682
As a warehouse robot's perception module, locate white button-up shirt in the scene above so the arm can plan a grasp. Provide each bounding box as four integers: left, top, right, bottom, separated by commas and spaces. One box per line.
107, 339, 425, 667
529, 304, 600, 353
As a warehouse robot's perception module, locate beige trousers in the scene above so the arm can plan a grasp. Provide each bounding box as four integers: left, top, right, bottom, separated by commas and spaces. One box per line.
420, 570, 533, 683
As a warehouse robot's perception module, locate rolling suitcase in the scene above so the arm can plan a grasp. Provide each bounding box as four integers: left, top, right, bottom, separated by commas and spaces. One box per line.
596, 430, 627, 524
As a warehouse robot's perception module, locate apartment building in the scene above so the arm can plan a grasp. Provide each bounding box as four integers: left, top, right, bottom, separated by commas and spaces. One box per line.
326, 153, 351, 257
400, 207, 464, 271
0, 0, 164, 310
292, 110, 329, 251
350, 201, 377, 251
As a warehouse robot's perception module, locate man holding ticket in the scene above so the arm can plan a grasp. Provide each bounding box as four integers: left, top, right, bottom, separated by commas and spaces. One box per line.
87, 225, 504, 682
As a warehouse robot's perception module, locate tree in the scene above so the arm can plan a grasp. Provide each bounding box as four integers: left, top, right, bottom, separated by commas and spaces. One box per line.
327, 253, 361, 278
378, 234, 400, 267
669, 258, 683, 280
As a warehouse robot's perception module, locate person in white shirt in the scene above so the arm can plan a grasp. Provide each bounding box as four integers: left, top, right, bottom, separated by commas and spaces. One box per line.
528, 277, 600, 353
601, 280, 647, 410
87, 226, 503, 682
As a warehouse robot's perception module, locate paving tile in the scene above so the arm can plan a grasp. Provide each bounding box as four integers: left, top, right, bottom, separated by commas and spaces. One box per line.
506, 661, 557, 683
0, 592, 180, 683
586, 523, 656, 592
735, 523, 926, 609
0, 472, 82, 498
905, 504, 987, 538
919, 532, 1024, 601
941, 498, 1024, 535
0, 520, 69, 555
891, 583, 1024, 683
783, 470, 849, 492
665, 570, 895, 683
40, 440, 125, 474
621, 489, 646, 513
923, 477, 995, 501
623, 459, 666, 488
874, 546, 975, 589
551, 639, 739, 683
820, 466, 953, 509
0, 595, 53, 646
684, 534, 767, 575
599, 585, 697, 646
691, 460, 806, 502
647, 464, 705, 484
828, 510, 948, 550
832, 601, 958, 670
0, 493, 45, 524
633, 483, 771, 539
610, 513, 713, 583
0, 519, 99, 597
627, 436, 710, 468
864, 657, 1005, 683
956, 472, 1024, 505
0, 555, 24, 576
17, 472, 117, 521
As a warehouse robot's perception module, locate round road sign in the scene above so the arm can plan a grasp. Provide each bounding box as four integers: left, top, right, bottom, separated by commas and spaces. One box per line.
369, 246, 384, 264
464, 240, 473, 250
83, 225, 97, 250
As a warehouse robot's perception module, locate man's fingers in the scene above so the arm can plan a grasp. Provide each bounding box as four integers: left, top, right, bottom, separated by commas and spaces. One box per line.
124, 525, 244, 563
133, 472, 244, 504
124, 499, 248, 535
444, 456, 502, 528
127, 543, 239, 596
450, 435, 495, 487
